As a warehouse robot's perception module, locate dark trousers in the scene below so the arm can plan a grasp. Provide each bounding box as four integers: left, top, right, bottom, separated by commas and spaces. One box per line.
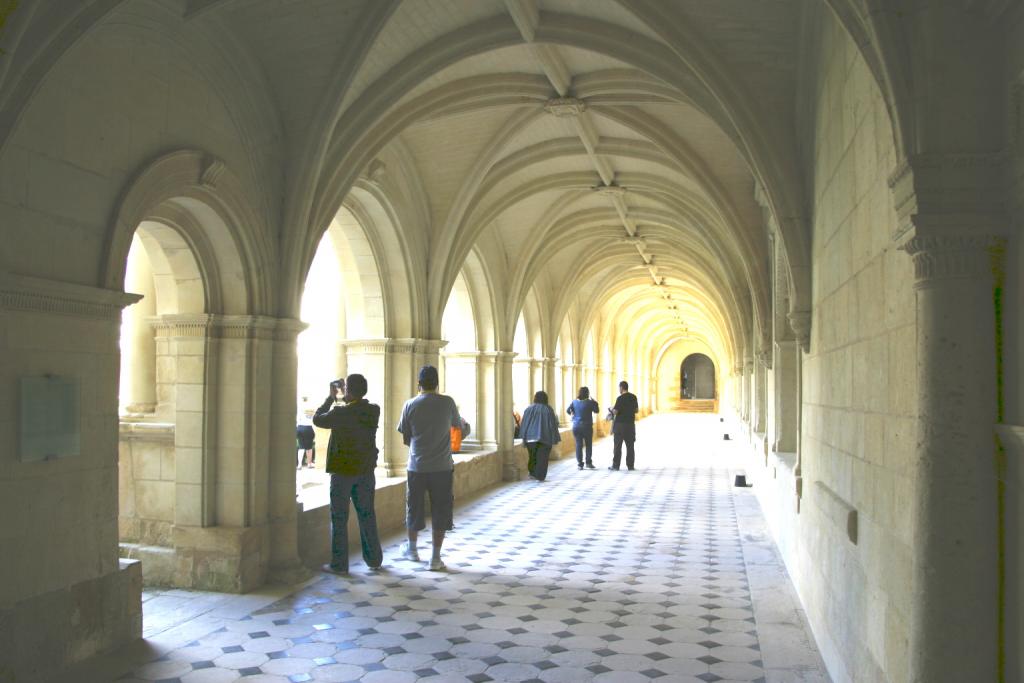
572, 425, 594, 465
330, 472, 383, 571
612, 423, 636, 469
526, 442, 553, 481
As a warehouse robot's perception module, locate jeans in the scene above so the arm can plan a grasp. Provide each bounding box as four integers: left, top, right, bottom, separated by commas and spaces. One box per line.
612, 422, 636, 470
572, 424, 594, 465
330, 472, 383, 571
526, 442, 553, 480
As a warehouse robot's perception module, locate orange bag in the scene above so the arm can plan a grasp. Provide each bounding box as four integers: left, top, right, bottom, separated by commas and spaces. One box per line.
450, 426, 463, 453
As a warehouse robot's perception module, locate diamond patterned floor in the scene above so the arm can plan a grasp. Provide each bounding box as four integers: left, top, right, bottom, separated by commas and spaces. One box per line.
112, 414, 827, 683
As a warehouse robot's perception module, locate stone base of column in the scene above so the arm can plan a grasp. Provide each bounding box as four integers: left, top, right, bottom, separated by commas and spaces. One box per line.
502, 460, 521, 481
175, 524, 279, 592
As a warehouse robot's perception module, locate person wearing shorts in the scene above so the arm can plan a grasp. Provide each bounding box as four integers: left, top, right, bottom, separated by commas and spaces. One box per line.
396, 365, 464, 571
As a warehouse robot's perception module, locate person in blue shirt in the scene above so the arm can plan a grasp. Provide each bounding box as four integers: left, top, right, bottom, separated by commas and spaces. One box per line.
519, 390, 561, 481
566, 386, 599, 470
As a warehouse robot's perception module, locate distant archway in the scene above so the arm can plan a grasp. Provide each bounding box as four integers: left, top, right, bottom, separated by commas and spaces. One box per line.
681, 353, 716, 399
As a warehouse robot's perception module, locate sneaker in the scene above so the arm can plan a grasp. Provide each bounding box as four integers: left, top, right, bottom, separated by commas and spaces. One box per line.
367, 564, 385, 572
608, 466, 619, 471
428, 557, 447, 571
321, 563, 348, 576
585, 463, 596, 469
578, 464, 584, 470
400, 543, 420, 562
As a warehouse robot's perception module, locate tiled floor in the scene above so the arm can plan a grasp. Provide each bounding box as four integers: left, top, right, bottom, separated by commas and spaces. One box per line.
76, 413, 829, 683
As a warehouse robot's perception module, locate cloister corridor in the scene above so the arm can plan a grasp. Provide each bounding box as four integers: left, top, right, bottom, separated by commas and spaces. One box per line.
65, 413, 828, 683
3, 2, 1023, 683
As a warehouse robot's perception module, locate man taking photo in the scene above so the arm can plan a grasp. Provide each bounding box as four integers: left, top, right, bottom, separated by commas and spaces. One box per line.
313, 374, 383, 575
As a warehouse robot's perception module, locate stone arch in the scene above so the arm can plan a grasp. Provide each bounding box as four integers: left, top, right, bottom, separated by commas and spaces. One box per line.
109, 150, 272, 589
102, 149, 268, 313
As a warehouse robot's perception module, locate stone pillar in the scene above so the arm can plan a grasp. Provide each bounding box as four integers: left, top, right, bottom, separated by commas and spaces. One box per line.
122, 251, 157, 414
772, 341, 799, 453
442, 351, 480, 445
343, 338, 446, 477
340, 339, 392, 474
494, 351, 518, 480
541, 357, 557, 399
557, 362, 569, 425
150, 315, 217, 529
889, 150, 1004, 682
902, 233, 1000, 682
476, 352, 500, 450
529, 357, 543, 397
754, 350, 769, 434
267, 318, 308, 584
732, 365, 743, 419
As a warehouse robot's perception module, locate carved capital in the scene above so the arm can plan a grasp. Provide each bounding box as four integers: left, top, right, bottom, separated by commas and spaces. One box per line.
544, 97, 587, 117
756, 349, 773, 369
787, 310, 811, 353
900, 234, 1003, 286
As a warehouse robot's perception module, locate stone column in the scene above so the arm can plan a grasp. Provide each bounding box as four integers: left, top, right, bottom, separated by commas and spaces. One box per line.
476, 352, 500, 450
902, 233, 1000, 682
772, 341, 799, 453
122, 252, 157, 414
754, 350, 769, 435
889, 150, 1004, 682
267, 318, 308, 584
340, 339, 393, 474
343, 338, 446, 477
732, 365, 743, 419
541, 357, 557, 399
443, 350, 480, 446
150, 314, 217, 529
529, 357, 543, 397
494, 351, 518, 480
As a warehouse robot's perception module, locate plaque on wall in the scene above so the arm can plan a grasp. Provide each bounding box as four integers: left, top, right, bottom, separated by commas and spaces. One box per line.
19, 376, 80, 462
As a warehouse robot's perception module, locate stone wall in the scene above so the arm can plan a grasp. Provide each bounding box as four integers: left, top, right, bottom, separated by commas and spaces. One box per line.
1002, 10, 1024, 680
0, 279, 143, 682
118, 421, 176, 547
750, 9, 918, 683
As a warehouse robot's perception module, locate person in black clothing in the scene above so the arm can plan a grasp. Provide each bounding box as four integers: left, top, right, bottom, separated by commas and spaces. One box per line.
609, 380, 639, 471
313, 374, 383, 575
